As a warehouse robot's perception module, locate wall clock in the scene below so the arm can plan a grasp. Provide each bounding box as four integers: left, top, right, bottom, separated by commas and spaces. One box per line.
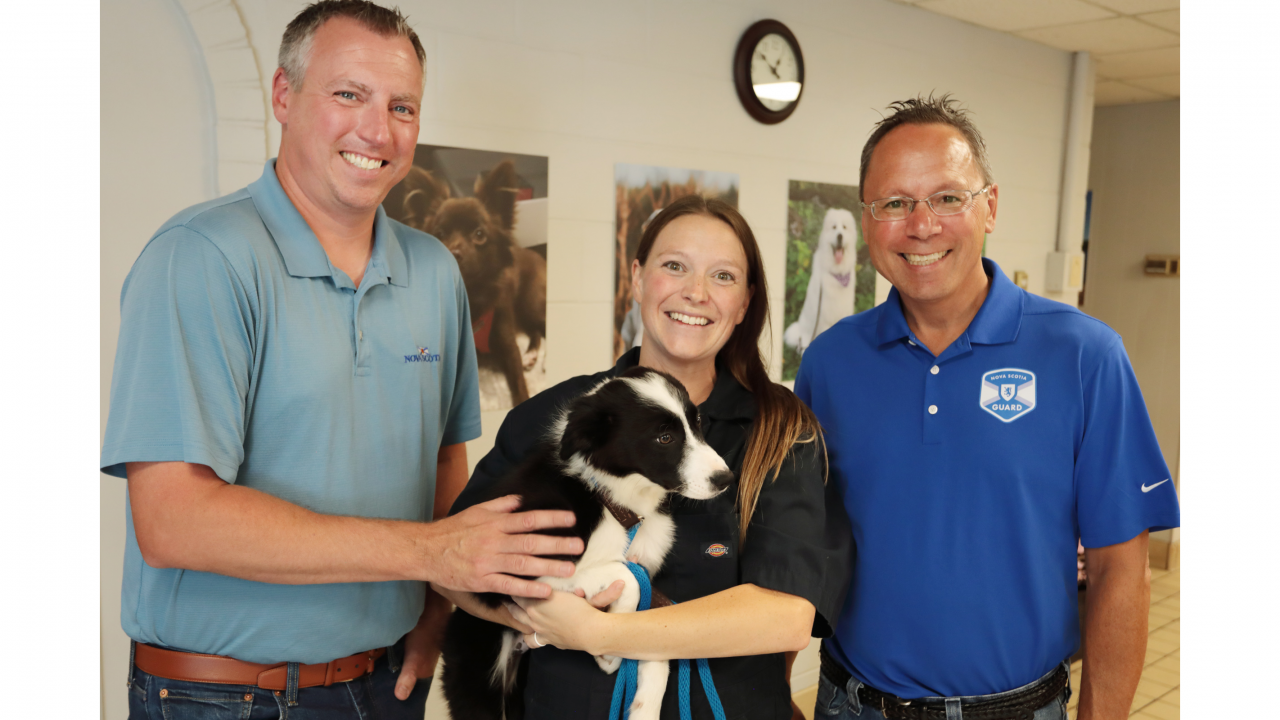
733, 20, 805, 125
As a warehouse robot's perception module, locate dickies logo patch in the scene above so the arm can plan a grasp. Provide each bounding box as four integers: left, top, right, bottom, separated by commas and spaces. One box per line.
980, 368, 1036, 422
702, 543, 731, 558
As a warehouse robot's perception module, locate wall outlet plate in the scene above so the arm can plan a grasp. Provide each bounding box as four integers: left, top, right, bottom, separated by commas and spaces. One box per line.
1045, 251, 1085, 292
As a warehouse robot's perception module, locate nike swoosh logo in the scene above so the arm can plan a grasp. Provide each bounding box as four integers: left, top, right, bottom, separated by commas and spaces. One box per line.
1141, 479, 1170, 493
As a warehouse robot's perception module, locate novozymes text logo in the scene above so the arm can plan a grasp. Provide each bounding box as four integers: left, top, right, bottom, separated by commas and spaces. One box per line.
405, 346, 441, 364
979, 368, 1036, 422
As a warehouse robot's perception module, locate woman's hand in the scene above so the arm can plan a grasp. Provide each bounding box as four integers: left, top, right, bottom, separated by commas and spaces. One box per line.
510, 580, 625, 652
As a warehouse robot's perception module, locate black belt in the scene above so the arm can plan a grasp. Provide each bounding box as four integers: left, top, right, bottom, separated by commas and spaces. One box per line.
818, 647, 1068, 720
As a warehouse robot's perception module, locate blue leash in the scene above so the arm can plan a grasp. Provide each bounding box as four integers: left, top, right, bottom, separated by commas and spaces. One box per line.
608, 524, 727, 720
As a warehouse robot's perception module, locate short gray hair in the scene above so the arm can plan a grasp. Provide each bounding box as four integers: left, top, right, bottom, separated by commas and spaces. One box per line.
278, 0, 426, 89
859, 93, 994, 200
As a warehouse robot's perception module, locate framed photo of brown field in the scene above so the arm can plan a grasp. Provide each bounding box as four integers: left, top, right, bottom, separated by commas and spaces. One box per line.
613, 163, 739, 361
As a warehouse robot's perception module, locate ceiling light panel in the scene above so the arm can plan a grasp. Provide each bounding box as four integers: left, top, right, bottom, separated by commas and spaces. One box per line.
1018, 16, 1178, 54
1094, 47, 1179, 79
1125, 74, 1179, 95
914, 0, 1115, 33
1138, 9, 1179, 33
1085, 0, 1179, 14
1093, 80, 1172, 106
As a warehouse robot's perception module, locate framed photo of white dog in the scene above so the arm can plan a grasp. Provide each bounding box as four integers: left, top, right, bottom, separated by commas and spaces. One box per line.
383, 145, 549, 411
782, 179, 876, 381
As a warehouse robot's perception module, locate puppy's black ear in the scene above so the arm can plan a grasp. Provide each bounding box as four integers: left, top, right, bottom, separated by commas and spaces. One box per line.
397, 166, 450, 229
474, 159, 520, 231
559, 393, 613, 462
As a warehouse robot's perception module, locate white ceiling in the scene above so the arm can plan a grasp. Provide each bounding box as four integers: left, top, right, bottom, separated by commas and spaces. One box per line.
890, 0, 1179, 105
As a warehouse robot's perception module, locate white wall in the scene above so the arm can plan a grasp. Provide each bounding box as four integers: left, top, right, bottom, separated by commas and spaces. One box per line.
101, 0, 219, 717
1081, 100, 1180, 544
101, 1, 1079, 717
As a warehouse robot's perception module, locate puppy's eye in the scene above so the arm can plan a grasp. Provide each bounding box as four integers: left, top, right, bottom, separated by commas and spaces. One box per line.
472, 228, 488, 245
657, 433, 672, 445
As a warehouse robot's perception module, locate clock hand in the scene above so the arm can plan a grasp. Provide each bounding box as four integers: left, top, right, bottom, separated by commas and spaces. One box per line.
757, 51, 783, 79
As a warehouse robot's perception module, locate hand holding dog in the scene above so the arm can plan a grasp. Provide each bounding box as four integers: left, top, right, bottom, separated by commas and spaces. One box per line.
511, 580, 626, 652
424, 495, 583, 598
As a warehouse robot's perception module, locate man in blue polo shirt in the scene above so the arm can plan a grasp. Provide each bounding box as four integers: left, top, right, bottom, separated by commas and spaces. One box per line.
101, 3, 583, 717
796, 95, 1180, 720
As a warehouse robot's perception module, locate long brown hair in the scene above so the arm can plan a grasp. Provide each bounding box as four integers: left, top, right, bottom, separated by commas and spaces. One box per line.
634, 195, 825, 545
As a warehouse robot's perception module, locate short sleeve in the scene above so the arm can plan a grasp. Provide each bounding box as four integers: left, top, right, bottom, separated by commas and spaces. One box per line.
740, 439, 853, 638
440, 270, 482, 447
100, 227, 255, 483
1075, 336, 1180, 548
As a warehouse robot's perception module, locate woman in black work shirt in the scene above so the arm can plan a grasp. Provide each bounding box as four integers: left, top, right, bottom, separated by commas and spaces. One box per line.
443, 195, 852, 720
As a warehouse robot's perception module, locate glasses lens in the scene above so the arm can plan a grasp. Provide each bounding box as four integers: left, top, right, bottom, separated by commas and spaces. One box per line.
928, 190, 972, 216
873, 198, 910, 221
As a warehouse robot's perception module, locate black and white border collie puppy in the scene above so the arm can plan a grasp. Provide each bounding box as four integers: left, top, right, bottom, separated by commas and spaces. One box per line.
440, 366, 734, 720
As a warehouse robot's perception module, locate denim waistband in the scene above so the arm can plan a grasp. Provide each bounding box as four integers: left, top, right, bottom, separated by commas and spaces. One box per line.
819, 645, 1069, 707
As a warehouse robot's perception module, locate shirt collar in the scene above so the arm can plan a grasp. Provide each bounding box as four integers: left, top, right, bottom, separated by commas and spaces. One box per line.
247, 159, 409, 288
875, 257, 1023, 347
966, 258, 1023, 345
611, 348, 755, 421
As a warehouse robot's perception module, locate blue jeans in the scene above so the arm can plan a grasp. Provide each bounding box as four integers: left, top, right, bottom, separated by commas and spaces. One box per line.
814, 664, 1070, 720
126, 644, 430, 720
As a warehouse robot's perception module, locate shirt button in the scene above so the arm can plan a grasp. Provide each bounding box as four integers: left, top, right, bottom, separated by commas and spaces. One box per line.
930, 365, 939, 375
358, 330, 363, 341
908, 340, 916, 346
928, 405, 938, 415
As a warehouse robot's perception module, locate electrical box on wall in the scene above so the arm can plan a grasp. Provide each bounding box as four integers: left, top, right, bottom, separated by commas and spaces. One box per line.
1144, 254, 1179, 277
1045, 251, 1085, 293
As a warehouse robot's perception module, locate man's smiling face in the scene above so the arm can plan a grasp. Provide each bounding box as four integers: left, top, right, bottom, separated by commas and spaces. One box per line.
272, 16, 422, 223
861, 122, 997, 309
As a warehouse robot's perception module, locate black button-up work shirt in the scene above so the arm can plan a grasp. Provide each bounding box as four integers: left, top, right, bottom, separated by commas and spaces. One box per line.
451, 348, 853, 719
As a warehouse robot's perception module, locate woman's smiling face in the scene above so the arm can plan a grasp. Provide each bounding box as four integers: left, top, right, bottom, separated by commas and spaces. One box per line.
632, 213, 751, 374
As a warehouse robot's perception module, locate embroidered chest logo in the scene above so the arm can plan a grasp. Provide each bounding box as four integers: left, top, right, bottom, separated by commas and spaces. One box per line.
702, 542, 731, 558
980, 368, 1036, 422
404, 346, 442, 364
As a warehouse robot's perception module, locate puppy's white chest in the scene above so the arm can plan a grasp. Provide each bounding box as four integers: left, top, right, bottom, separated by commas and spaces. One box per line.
624, 514, 676, 572
562, 511, 676, 587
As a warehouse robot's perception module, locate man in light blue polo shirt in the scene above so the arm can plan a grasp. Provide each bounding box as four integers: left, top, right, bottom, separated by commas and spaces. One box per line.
796, 95, 1180, 720
101, 3, 583, 717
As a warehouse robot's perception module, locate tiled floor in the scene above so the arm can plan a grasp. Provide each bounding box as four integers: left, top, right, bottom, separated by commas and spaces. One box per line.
793, 567, 1180, 720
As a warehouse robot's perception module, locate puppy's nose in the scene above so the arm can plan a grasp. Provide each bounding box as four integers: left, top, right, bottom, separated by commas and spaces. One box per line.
835, 233, 844, 246
710, 469, 734, 491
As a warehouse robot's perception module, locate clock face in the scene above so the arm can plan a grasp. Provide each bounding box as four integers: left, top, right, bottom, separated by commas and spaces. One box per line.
750, 33, 800, 111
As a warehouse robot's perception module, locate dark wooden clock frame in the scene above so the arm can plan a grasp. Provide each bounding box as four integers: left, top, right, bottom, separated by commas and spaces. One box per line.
733, 19, 805, 125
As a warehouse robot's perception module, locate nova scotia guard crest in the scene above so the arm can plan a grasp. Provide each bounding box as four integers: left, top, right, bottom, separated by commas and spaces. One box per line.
980, 368, 1036, 422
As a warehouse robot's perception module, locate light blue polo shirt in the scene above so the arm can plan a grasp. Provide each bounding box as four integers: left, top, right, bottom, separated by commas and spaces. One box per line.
101, 160, 482, 664
795, 258, 1179, 699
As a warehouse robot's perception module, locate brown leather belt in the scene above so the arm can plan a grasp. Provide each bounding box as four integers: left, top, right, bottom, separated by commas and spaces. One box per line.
133, 642, 386, 691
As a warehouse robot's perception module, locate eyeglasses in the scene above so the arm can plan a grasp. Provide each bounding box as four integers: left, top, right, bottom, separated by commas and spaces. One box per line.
860, 186, 991, 222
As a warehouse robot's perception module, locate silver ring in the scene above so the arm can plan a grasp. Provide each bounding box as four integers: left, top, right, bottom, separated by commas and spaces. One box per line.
532, 632, 544, 648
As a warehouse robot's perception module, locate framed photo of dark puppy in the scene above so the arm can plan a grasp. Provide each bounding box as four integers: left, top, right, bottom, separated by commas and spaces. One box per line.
781, 180, 875, 381
613, 163, 740, 361
383, 145, 549, 411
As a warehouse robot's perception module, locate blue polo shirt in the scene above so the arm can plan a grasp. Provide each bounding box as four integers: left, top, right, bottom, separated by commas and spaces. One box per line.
795, 258, 1179, 699
101, 160, 482, 664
